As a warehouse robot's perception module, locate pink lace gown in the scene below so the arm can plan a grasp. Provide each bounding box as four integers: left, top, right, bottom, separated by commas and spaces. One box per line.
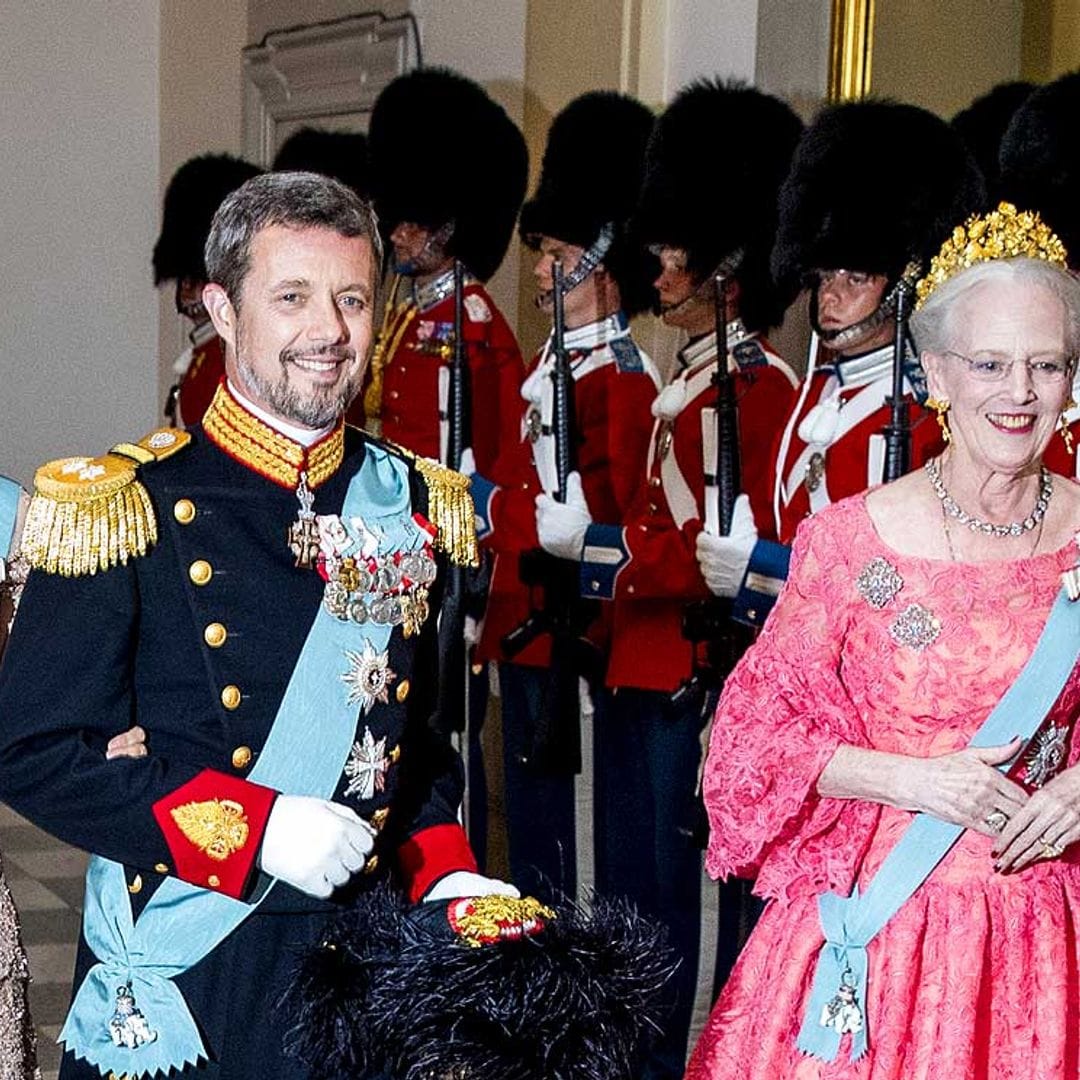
687, 493, 1080, 1080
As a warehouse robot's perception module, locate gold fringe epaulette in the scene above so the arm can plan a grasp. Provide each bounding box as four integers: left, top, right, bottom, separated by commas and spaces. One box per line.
22, 428, 190, 577
387, 444, 479, 568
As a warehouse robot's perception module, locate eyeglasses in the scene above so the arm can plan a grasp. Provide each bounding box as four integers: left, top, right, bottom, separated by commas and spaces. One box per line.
941, 350, 1075, 386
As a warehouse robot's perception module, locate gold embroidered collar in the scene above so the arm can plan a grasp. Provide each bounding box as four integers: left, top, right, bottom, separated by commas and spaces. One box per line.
202, 382, 344, 490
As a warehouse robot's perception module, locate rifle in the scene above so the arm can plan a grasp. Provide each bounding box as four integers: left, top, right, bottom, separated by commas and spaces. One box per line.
433, 260, 483, 740
502, 260, 600, 775
671, 275, 754, 716
882, 272, 914, 482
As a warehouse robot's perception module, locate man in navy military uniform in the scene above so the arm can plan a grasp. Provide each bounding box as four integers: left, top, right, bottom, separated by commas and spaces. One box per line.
0, 171, 513, 1080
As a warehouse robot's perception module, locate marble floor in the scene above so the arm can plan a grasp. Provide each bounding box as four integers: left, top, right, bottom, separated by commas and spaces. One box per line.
0, 803, 88, 1080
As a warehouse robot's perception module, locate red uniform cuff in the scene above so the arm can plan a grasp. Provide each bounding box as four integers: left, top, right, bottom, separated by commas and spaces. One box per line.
151, 769, 277, 899
398, 823, 477, 902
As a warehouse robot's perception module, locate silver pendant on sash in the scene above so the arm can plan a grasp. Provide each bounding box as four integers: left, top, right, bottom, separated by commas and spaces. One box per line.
108, 984, 158, 1050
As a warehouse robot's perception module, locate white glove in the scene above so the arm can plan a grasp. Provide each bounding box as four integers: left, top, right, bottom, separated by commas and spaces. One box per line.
259, 795, 375, 899
423, 870, 521, 903
463, 615, 482, 647
457, 447, 477, 477
535, 471, 591, 561
695, 493, 757, 598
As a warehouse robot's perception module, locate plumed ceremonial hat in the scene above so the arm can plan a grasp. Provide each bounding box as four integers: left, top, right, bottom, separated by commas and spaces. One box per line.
368, 67, 528, 282
520, 91, 657, 315
999, 71, 1080, 268
282, 887, 676, 1080
634, 78, 803, 332
951, 81, 1033, 202
153, 153, 262, 285
272, 127, 370, 199
770, 100, 986, 298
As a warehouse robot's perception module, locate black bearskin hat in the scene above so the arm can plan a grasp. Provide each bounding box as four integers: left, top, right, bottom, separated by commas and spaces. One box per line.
999, 71, 1080, 268
282, 887, 676, 1080
153, 153, 261, 285
272, 127, 370, 199
634, 79, 803, 333
952, 81, 1033, 203
770, 100, 986, 298
368, 68, 528, 282
520, 92, 657, 316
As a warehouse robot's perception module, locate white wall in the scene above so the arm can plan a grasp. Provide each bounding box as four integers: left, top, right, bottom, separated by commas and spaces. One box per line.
0, 2, 160, 487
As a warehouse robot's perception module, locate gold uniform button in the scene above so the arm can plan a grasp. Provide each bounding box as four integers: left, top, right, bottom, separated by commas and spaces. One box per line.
173, 498, 196, 525
208, 875, 220, 888
395, 679, 411, 703
649, 475, 662, 489
371, 807, 390, 831
128, 874, 143, 894
221, 685, 242, 710
388, 744, 401, 765
231, 745, 253, 770
204, 622, 228, 648
363, 854, 379, 874
189, 560, 213, 586
154, 863, 169, 874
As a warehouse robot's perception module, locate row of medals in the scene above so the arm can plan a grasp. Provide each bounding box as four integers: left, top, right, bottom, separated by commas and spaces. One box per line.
323, 550, 437, 638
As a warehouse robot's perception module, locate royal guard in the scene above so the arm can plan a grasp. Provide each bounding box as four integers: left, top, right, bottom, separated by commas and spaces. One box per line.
467, 92, 662, 901
535, 80, 802, 1080
0, 173, 515, 1080
716, 101, 986, 627
358, 66, 528, 471
360, 68, 529, 865
999, 73, 1080, 478
153, 153, 261, 428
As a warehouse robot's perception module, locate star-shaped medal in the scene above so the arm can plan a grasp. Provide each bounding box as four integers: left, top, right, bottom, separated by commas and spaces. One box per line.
341, 642, 397, 713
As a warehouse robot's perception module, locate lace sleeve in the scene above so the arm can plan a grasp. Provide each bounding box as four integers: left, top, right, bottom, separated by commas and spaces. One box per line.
702, 508, 871, 891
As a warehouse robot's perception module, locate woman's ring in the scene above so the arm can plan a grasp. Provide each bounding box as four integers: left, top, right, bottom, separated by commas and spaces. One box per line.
984, 809, 1009, 833
1040, 837, 1065, 859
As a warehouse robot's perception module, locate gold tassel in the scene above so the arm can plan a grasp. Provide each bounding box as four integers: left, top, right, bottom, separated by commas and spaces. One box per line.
22, 454, 157, 577
411, 456, 479, 568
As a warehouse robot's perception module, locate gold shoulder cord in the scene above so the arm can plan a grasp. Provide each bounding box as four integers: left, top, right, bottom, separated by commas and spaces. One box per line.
363, 277, 416, 423
386, 443, 479, 568
23, 428, 190, 577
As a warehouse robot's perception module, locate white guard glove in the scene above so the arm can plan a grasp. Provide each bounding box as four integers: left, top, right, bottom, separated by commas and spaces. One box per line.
535, 471, 591, 561
695, 493, 757, 599
457, 447, 477, 478
259, 795, 375, 899
423, 870, 521, 903
463, 615, 482, 647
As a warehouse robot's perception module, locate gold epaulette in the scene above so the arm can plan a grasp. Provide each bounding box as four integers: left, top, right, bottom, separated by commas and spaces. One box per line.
23, 428, 190, 577
387, 444, 479, 568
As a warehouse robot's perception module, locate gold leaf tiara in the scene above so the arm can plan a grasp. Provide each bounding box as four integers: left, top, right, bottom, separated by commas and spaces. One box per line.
914, 201, 1069, 309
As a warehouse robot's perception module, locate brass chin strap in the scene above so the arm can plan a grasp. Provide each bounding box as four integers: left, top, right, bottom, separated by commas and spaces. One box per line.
813, 261, 922, 351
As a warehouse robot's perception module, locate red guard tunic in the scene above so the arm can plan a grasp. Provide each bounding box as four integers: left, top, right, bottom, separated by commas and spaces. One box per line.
1044, 394, 1079, 478
578, 325, 797, 693
356, 270, 524, 473
172, 322, 226, 429
773, 342, 944, 544
472, 312, 661, 667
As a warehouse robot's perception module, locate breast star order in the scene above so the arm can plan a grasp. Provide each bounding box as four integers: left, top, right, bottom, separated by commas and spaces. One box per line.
341, 641, 397, 714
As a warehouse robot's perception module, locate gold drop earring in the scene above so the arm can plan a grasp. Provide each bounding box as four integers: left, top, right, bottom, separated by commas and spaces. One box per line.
925, 397, 951, 444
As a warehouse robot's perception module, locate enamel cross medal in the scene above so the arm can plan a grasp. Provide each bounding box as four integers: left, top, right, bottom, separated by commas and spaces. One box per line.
288, 470, 320, 569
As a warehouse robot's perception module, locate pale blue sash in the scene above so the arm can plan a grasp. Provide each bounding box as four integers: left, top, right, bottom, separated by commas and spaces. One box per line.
0, 476, 21, 560
797, 586, 1080, 1062
61, 445, 428, 1078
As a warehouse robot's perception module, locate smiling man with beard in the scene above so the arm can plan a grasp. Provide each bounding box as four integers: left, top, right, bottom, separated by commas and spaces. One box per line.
0, 170, 513, 1080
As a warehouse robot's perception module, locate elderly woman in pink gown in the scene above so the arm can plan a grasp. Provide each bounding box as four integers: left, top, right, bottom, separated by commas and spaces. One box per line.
687, 205, 1080, 1080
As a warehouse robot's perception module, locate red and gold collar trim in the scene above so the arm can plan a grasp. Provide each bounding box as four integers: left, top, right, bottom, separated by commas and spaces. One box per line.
202, 382, 344, 490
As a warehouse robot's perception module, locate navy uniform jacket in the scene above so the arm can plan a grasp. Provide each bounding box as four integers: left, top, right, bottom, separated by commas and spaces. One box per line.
0, 387, 476, 1079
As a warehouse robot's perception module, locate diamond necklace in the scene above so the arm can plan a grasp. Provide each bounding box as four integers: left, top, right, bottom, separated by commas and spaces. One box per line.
925, 457, 1053, 538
